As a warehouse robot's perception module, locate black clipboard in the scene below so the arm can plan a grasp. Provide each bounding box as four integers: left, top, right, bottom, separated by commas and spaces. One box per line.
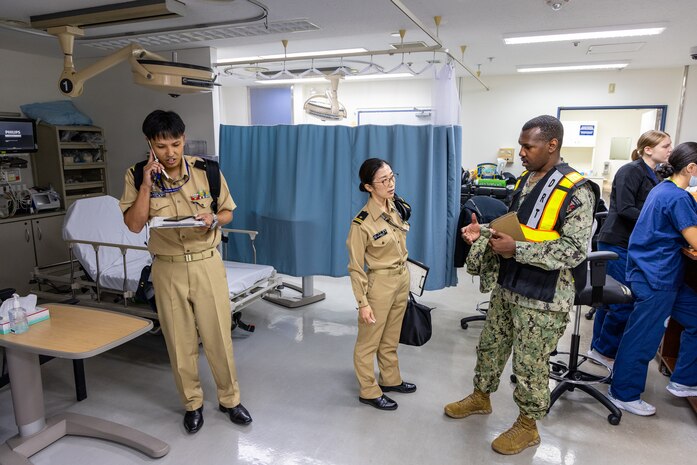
406, 257, 429, 296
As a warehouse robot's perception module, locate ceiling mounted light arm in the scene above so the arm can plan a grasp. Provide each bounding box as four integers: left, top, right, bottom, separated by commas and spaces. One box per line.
48, 25, 216, 97
303, 75, 347, 121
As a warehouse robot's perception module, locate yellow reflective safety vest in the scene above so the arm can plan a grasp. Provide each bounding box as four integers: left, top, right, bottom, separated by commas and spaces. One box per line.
513, 164, 589, 243
496, 163, 599, 302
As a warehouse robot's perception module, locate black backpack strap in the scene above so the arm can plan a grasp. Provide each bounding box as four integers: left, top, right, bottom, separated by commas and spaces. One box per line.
131, 160, 148, 191
193, 158, 221, 213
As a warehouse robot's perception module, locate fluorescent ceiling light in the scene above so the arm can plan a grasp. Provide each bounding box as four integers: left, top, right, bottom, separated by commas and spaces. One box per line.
504, 26, 665, 45
254, 73, 414, 85
219, 48, 367, 65
517, 62, 629, 73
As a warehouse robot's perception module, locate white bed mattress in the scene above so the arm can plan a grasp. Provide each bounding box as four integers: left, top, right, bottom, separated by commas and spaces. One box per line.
63, 196, 152, 292
64, 196, 275, 298
225, 261, 275, 296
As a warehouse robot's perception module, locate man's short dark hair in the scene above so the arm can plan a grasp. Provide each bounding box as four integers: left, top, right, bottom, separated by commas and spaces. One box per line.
142, 110, 185, 140
522, 115, 564, 148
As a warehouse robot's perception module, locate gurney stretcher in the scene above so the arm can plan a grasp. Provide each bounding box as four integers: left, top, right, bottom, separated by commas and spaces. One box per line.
30, 196, 282, 330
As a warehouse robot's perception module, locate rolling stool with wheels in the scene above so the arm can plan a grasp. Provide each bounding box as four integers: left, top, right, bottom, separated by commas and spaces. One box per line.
548, 251, 632, 425
460, 301, 488, 329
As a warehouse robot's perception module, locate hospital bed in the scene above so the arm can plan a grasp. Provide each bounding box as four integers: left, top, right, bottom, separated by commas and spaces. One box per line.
30, 196, 282, 330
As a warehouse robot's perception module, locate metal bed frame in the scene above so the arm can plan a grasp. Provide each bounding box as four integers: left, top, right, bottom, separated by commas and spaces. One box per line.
30, 228, 283, 326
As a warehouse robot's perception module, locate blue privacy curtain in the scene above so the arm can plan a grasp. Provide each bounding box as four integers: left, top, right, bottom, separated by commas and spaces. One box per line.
219, 124, 461, 290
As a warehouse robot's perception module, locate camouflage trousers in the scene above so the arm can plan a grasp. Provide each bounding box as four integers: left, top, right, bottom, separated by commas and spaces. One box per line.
473, 286, 569, 420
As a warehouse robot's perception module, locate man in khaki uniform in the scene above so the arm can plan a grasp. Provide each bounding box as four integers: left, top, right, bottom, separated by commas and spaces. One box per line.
347, 158, 416, 411
120, 110, 251, 434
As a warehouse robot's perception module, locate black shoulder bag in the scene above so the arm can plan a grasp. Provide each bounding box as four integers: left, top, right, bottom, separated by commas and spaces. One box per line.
400, 292, 434, 346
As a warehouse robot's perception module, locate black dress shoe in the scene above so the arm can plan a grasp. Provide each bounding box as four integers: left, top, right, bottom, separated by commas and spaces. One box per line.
379, 381, 417, 393
219, 403, 252, 425
184, 407, 204, 434
358, 394, 398, 410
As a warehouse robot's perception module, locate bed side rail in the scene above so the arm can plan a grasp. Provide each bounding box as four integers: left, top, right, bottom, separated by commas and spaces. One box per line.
64, 239, 150, 305
221, 228, 259, 264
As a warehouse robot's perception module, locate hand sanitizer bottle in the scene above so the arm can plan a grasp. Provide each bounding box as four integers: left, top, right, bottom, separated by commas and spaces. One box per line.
9, 294, 29, 334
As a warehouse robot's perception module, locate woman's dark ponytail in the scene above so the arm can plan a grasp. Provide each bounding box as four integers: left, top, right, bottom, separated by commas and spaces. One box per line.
657, 142, 697, 178
655, 163, 674, 178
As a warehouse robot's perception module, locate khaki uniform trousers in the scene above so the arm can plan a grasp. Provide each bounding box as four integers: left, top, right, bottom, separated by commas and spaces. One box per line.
354, 266, 410, 399
151, 251, 240, 411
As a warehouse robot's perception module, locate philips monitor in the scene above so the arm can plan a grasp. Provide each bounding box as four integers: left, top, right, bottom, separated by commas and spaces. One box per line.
0, 117, 38, 153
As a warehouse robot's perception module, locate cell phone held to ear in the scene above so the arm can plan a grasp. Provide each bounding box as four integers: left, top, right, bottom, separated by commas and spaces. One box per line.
148, 140, 171, 180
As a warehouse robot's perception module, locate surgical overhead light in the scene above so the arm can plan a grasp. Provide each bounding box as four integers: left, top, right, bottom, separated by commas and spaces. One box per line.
48, 25, 217, 98
303, 76, 347, 121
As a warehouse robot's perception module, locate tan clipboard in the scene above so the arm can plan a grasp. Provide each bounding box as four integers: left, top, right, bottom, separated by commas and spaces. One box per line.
489, 212, 526, 242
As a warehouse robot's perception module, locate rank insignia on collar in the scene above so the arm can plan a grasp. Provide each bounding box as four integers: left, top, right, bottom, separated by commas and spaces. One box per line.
373, 229, 387, 240
353, 210, 368, 225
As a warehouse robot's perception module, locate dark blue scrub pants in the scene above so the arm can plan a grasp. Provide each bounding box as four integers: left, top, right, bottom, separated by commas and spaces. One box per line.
591, 242, 634, 358
610, 281, 697, 402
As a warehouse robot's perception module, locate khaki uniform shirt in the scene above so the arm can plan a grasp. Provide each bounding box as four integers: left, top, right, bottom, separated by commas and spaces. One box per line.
467, 176, 595, 312
347, 197, 409, 307
119, 155, 236, 256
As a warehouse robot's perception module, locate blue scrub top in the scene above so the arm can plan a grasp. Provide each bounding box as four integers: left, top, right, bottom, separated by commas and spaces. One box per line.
627, 180, 697, 290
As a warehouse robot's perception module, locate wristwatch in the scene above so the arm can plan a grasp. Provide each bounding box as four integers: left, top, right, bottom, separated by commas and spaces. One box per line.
209, 213, 219, 230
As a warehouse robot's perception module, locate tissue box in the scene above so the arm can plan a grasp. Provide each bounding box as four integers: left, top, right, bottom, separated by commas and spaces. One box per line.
0, 306, 50, 335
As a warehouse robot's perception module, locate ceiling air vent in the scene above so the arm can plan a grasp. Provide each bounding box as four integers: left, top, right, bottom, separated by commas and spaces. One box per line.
390, 41, 429, 50
81, 19, 320, 51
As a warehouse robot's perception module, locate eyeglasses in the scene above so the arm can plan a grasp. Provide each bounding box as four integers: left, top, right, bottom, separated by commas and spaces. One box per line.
373, 173, 398, 187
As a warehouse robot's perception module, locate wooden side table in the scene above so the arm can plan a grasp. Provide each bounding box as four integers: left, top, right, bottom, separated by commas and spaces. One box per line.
0, 304, 169, 464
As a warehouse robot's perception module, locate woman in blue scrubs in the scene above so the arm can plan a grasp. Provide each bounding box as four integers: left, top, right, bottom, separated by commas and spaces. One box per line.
609, 142, 697, 416
591, 131, 672, 365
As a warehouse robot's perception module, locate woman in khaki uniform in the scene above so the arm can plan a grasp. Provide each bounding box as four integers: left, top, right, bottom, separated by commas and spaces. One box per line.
347, 158, 415, 411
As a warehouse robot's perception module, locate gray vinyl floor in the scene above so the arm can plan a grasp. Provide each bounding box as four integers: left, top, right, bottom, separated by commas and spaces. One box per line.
1, 269, 695, 464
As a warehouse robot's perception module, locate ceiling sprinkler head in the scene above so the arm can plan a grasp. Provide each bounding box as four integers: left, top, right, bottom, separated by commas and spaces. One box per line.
546, 0, 568, 11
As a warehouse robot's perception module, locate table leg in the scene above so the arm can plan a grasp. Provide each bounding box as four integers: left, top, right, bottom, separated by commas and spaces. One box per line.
3, 348, 168, 462
5, 349, 45, 438
5, 413, 169, 461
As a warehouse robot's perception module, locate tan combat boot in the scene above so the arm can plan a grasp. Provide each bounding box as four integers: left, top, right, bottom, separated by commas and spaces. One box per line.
491, 414, 540, 455
443, 389, 492, 418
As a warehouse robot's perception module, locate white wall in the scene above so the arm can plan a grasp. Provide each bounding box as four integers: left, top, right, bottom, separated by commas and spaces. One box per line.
0, 49, 65, 188
0, 49, 64, 114
459, 68, 685, 176
219, 86, 249, 125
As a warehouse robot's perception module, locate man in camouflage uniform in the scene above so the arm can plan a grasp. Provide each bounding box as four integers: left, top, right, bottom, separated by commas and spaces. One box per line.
444, 115, 596, 455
